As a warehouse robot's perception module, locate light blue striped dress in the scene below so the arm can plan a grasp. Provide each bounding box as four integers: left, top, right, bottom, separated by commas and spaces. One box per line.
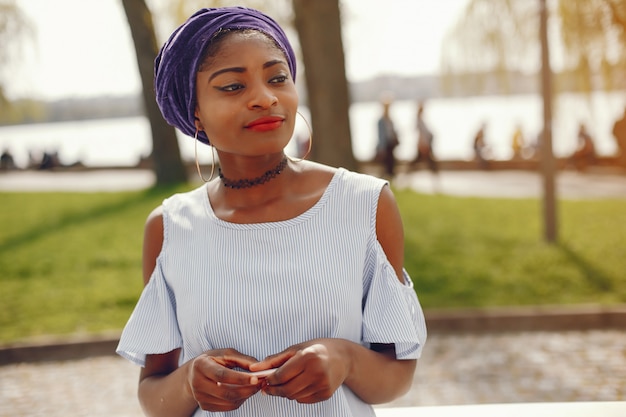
117, 168, 427, 416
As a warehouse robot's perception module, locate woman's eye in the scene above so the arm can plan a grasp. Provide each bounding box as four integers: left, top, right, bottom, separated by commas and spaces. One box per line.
218, 83, 244, 92
270, 75, 288, 84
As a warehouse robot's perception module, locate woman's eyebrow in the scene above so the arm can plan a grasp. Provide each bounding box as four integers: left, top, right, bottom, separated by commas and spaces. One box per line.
208, 59, 287, 82
263, 59, 286, 69
209, 67, 245, 82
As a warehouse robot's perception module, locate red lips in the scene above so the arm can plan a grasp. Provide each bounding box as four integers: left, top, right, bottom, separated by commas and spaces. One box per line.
245, 116, 284, 132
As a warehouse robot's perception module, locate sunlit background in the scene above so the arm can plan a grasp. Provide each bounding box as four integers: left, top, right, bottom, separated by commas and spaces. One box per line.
1, 2, 625, 414
1, 0, 624, 170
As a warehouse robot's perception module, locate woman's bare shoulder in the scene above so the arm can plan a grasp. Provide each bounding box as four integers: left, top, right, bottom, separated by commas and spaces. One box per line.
143, 205, 164, 284
292, 160, 337, 189
296, 160, 337, 176
146, 204, 163, 221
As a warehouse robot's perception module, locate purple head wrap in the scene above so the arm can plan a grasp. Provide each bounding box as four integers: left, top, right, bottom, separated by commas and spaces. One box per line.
154, 7, 297, 144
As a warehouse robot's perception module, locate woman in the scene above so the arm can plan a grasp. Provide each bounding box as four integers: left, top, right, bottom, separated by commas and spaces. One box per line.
117, 7, 426, 417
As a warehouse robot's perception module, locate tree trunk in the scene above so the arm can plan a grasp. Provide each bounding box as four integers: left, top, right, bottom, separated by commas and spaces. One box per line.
292, 0, 357, 171
540, 0, 558, 243
121, 0, 188, 184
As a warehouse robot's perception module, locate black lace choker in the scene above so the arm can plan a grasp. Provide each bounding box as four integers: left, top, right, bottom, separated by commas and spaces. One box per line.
219, 157, 288, 189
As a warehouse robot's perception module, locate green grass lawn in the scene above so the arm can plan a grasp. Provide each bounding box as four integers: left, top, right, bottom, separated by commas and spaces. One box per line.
1, 186, 625, 343
395, 189, 626, 308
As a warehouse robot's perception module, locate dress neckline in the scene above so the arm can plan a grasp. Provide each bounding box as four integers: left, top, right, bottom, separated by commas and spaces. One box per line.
202, 168, 344, 229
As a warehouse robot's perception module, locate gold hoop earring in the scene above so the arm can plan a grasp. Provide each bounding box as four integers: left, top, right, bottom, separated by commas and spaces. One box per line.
210, 145, 216, 180
289, 111, 312, 162
194, 130, 215, 183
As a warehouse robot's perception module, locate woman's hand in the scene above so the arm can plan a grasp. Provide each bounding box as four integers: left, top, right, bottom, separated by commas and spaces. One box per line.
253, 339, 351, 404
251, 338, 416, 405
187, 348, 263, 412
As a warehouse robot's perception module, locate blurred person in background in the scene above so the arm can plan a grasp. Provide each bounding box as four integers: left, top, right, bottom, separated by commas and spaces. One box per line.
472, 123, 490, 169
569, 123, 596, 172
612, 107, 626, 169
511, 123, 525, 160
376, 94, 400, 178
411, 101, 438, 174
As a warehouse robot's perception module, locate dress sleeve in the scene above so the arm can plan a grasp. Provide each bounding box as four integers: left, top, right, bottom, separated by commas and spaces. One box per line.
362, 240, 427, 360
116, 262, 182, 367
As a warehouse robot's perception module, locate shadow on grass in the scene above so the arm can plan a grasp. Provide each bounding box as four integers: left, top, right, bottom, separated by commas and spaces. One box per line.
0, 184, 183, 254
557, 241, 614, 292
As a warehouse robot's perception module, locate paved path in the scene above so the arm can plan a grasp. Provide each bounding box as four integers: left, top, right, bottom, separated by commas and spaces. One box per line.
1, 168, 625, 199
393, 169, 626, 199
0, 169, 155, 192
1, 330, 624, 416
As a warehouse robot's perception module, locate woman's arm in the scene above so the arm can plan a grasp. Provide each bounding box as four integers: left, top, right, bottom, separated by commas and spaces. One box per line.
375, 184, 406, 284
343, 184, 416, 402
138, 349, 198, 417
139, 348, 264, 416
136, 207, 199, 416
343, 342, 416, 403
136, 208, 263, 416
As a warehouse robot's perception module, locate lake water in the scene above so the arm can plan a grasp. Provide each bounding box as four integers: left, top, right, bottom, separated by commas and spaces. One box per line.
1, 92, 624, 169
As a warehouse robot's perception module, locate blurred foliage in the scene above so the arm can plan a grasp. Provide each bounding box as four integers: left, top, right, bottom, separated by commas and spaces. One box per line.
147, 0, 293, 43
441, 0, 626, 95
0, 98, 46, 125
559, 0, 626, 91
441, 0, 539, 88
0, 0, 34, 105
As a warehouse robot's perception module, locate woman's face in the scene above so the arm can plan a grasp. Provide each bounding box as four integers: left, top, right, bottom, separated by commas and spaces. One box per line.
194, 31, 298, 157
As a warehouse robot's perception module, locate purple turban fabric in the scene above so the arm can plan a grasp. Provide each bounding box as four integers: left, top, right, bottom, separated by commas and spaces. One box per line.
154, 7, 297, 144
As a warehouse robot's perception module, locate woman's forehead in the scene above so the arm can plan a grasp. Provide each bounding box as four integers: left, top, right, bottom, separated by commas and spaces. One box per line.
217, 30, 280, 51
201, 31, 287, 69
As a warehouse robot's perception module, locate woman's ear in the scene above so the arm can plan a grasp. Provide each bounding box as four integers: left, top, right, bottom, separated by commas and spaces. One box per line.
194, 111, 204, 132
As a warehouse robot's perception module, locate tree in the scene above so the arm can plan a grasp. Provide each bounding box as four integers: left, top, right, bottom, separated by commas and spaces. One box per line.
154, 0, 292, 31
558, 0, 626, 91
0, 0, 33, 106
539, 0, 557, 243
441, 0, 626, 244
121, 0, 188, 184
291, 0, 357, 170
441, 0, 626, 94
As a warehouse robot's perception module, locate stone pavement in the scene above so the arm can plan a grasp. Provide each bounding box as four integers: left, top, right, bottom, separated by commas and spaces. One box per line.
1, 330, 625, 416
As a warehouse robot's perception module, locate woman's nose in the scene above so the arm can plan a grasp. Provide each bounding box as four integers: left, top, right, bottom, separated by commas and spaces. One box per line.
248, 84, 278, 109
